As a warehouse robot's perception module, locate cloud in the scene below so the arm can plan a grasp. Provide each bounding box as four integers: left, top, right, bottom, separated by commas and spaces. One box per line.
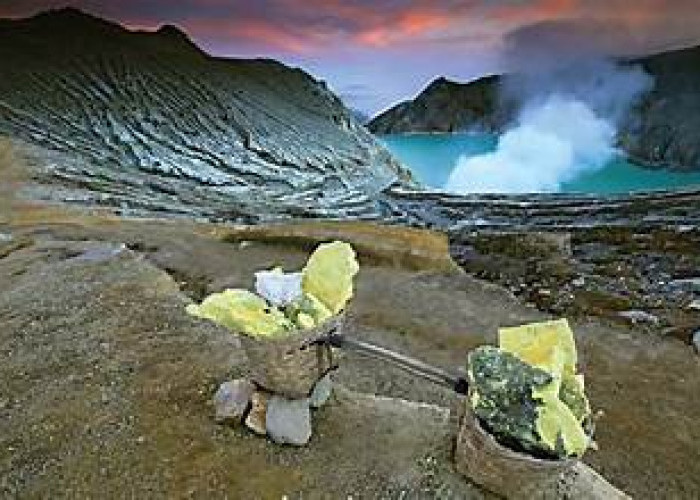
500, 0, 700, 62
3, 0, 698, 58
0, 1, 486, 54
2, 0, 698, 115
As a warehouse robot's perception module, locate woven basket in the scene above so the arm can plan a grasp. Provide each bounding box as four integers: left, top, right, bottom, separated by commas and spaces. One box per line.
454, 403, 628, 499
238, 314, 343, 399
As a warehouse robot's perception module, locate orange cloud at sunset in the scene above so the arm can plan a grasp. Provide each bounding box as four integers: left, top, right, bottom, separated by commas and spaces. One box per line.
356, 9, 449, 47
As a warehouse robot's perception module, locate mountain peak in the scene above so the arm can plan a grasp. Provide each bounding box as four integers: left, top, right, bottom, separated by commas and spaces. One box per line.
425, 76, 452, 90
0, 7, 204, 59
155, 24, 200, 51
157, 24, 187, 39
29, 6, 118, 28
0, 8, 404, 221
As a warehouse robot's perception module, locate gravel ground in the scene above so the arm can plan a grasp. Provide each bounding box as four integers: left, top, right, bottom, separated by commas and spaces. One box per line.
1, 218, 699, 498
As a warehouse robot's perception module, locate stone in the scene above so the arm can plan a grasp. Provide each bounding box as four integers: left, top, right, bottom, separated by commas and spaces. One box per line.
213, 379, 254, 424
618, 310, 660, 325
70, 242, 127, 263
669, 278, 700, 292
309, 373, 333, 409
244, 391, 269, 435
687, 300, 700, 311
472, 231, 573, 261
265, 396, 312, 446
572, 277, 585, 288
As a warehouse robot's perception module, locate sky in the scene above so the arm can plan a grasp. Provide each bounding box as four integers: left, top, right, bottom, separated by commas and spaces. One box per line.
2, 1, 700, 116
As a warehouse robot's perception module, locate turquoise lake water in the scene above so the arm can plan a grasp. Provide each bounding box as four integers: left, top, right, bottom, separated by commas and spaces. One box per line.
381, 133, 700, 194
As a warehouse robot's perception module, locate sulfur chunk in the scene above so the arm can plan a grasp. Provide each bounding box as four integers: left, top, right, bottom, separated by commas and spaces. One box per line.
470, 320, 592, 458
295, 312, 316, 330
535, 396, 589, 457
302, 241, 359, 314
499, 318, 577, 377
467, 346, 553, 457
254, 268, 303, 307
284, 292, 333, 329
558, 373, 590, 423
186, 289, 293, 337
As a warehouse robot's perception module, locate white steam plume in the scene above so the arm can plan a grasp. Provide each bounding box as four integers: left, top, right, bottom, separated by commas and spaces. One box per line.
446, 60, 653, 194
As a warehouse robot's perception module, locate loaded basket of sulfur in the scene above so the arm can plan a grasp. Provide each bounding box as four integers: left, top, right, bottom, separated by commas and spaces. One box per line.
326, 317, 629, 498
454, 319, 629, 499
186, 241, 359, 398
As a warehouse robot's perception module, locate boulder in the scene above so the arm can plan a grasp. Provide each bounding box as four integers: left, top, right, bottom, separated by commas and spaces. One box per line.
618, 310, 660, 325
213, 379, 254, 423
265, 396, 312, 446
245, 391, 269, 435
309, 373, 333, 409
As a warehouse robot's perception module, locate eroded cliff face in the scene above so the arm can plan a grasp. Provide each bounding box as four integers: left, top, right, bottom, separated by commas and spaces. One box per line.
368, 76, 511, 135
0, 8, 410, 220
620, 46, 700, 171
368, 46, 700, 172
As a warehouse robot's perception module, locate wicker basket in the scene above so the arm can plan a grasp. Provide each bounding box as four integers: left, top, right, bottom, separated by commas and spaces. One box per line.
238, 314, 343, 399
454, 404, 628, 499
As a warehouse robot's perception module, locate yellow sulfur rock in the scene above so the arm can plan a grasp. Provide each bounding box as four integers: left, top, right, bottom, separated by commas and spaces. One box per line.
536, 396, 589, 456
284, 292, 334, 329
497, 318, 590, 457
499, 318, 577, 376
186, 289, 293, 337
302, 241, 359, 315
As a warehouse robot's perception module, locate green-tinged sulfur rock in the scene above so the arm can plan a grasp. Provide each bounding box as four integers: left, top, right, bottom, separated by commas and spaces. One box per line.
498, 319, 590, 457
284, 292, 333, 330
559, 374, 590, 424
535, 392, 588, 457
186, 289, 294, 337
468, 319, 592, 459
302, 241, 359, 315
467, 346, 554, 457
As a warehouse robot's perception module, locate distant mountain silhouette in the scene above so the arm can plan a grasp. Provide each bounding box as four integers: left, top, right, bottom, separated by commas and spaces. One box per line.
368, 45, 700, 171
0, 8, 410, 220
368, 75, 511, 135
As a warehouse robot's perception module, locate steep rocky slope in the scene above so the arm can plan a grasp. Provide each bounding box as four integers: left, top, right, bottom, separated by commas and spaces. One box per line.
369, 76, 509, 134
621, 45, 700, 170
368, 45, 700, 171
367, 76, 504, 136
0, 8, 410, 219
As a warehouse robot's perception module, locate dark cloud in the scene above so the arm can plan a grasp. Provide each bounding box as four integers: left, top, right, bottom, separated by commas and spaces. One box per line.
2, 0, 698, 114
3, 0, 699, 56
502, 0, 700, 65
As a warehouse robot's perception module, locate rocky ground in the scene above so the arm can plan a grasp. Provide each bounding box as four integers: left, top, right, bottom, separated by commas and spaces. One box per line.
1, 206, 699, 498
449, 228, 700, 346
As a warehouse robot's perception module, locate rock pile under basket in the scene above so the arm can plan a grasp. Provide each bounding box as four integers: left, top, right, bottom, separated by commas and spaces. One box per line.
214, 316, 342, 446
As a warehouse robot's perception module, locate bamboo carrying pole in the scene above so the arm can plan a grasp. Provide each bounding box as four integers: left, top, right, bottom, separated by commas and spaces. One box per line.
325, 334, 469, 395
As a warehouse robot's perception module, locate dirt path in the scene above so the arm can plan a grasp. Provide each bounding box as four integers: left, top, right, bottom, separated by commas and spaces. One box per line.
1, 217, 698, 498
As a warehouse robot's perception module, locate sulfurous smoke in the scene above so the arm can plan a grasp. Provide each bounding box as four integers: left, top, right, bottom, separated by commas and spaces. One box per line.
446, 59, 653, 194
